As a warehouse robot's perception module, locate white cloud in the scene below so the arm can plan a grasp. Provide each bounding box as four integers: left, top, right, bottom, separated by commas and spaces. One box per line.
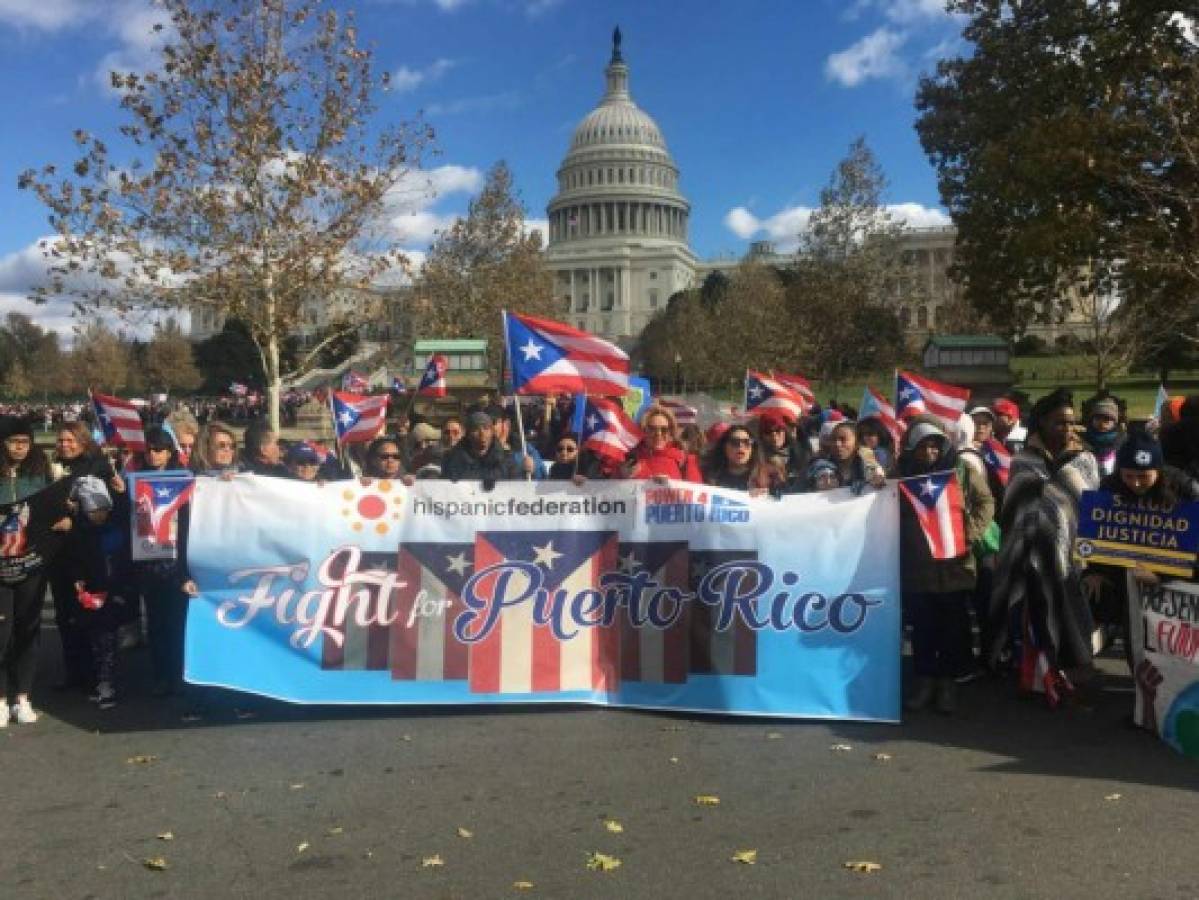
388, 210, 459, 245
0, 0, 90, 30
724, 202, 951, 248
880, 0, 954, 24
391, 58, 455, 93
425, 91, 522, 116
826, 27, 908, 87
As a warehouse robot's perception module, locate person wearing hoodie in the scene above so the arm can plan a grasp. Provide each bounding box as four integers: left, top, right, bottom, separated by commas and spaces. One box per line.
1083, 396, 1125, 478
757, 412, 811, 487
899, 415, 994, 714
993, 388, 1100, 705
441, 411, 523, 487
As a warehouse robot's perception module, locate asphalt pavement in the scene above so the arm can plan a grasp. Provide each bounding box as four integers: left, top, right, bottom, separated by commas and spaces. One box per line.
2, 635, 1197, 900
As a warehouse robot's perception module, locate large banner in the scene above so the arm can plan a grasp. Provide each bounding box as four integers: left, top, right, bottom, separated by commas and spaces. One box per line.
185, 477, 901, 721
1130, 577, 1199, 759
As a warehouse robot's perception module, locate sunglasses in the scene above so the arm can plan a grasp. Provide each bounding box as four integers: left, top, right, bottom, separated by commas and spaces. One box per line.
728, 438, 753, 448
645, 425, 672, 434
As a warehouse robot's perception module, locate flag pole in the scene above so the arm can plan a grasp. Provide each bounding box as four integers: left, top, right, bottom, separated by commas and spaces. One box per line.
502, 310, 533, 482
572, 394, 586, 478
328, 387, 348, 472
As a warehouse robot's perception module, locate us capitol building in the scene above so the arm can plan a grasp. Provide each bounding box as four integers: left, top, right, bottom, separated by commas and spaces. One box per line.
543, 29, 1086, 349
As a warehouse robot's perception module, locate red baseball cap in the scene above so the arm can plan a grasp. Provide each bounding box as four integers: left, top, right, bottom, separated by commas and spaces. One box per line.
992, 398, 1019, 419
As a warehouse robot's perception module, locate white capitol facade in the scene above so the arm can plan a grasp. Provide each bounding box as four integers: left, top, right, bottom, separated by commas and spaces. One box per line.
544, 29, 697, 344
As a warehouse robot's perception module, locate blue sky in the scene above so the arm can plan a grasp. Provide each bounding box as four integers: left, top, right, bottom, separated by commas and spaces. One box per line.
0, 0, 962, 335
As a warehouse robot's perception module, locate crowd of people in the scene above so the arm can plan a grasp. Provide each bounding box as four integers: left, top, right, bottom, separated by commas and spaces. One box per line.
0, 386, 1197, 728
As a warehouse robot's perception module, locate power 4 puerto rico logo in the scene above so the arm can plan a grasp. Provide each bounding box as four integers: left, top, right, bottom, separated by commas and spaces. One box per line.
644, 486, 750, 525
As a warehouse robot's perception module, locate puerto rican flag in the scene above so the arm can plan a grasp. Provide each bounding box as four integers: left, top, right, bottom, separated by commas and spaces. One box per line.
416, 353, 449, 398
617, 542, 691, 683
466, 530, 621, 694
689, 549, 758, 676
0, 505, 28, 558
229, 381, 249, 397
773, 372, 816, 409
895, 371, 970, 424
321, 551, 400, 671
744, 370, 805, 422
133, 474, 194, 546
91, 391, 146, 451
331, 390, 389, 444
503, 311, 629, 397
860, 386, 903, 447
574, 395, 643, 462
980, 437, 1012, 486
657, 397, 698, 426
388, 543, 475, 681
390, 374, 406, 394
898, 470, 968, 560
341, 370, 369, 393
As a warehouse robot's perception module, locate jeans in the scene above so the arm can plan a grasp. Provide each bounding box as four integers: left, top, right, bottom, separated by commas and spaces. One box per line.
0, 575, 47, 699
909, 590, 974, 679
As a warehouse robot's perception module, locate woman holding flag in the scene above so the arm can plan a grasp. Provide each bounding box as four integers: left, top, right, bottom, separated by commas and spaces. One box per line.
898, 415, 994, 714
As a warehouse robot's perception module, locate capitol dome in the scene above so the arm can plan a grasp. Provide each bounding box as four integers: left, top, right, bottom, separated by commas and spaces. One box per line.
546, 28, 690, 249
543, 29, 696, 345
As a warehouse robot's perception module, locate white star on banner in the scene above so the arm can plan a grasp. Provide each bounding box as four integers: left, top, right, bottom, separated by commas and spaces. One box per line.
531, 540, 563, 570
520, 338, 543, 361
445, 552, 471, 576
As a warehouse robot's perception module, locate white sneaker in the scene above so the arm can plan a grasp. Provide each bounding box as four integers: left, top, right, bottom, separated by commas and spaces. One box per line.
11, 699, 37, 725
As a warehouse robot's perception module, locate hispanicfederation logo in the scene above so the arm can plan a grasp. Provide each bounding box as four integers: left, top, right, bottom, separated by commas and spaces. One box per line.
644, 486, 751, 525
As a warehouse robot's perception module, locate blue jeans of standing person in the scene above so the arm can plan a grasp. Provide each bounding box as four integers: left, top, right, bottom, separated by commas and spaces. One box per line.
909, 590, 974, 679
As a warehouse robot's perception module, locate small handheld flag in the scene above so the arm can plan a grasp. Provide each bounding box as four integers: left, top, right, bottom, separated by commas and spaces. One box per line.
416, 354, 448, 397
980, 437, 1012, 486
503, 311, 630, 397
895, 371, 970, 424
391, 375, 407, 394
657, 397, 698, 426
331, 391, 389, 444
1153, 384, 1170, 422
859, 386, 902, 447
134, 474, 195, 546
341, 370, 369, 393
573, 395, 643, 462
898, 470, 968, 560
91, 392, 146, 452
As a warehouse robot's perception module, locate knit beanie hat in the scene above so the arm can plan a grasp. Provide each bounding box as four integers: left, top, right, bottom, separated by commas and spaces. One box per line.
0, 415, 33, 441
1117, 431, 1163, 471
905, 419, 948, 452
758, 413, 787, 433
805, 458, 839, 486
466, 410, 493, 430
1091, 398, 1120, 421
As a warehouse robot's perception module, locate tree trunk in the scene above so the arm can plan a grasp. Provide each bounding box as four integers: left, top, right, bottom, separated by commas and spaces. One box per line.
266, 332, 281, 433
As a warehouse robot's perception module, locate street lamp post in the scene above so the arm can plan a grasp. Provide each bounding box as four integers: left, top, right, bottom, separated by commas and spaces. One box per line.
674, 352, 682, 396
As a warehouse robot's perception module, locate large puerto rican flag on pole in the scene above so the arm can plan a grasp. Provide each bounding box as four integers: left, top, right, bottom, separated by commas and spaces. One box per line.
503, 311, 629, 397
330, 390, 388, 444
416, 353, 448, 398
573, 395, 643, 462
92, 391, 146, 451
898, 470, 968, 560
744, 370, 805, 422
895, 370, 970, 423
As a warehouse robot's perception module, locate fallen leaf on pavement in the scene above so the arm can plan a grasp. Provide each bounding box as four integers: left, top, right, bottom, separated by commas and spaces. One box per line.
213, 791, 227, 799
422, 854, 444, 868
156, 832, 174, 841
872, 753, 893, 762
143, 857, 169, 871
456, 827, 474, 839
328, 827, 344, 836
297, 842, 309, 854
731, 849, 758, 865
586, 852, 622, 872
844, 861, 882, 873
603, 820, 624, 834
512, 880, 534, 890
1105, 793, 1122, 801
829, 744, 853, 752
289, 783, 305, 791
400, 734, 413, 742
765, 732, 782, 740
669, 756, 679, 764
659, 724, 684, 732
126, 755, 159, 765
694, 795, 721, 806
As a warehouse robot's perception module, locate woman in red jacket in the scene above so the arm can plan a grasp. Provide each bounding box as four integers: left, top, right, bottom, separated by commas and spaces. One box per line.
625, 406, 703, 483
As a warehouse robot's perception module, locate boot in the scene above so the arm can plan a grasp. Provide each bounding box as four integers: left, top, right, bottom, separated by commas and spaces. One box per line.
935, 678, 957, 715
905, 677, 935, 712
